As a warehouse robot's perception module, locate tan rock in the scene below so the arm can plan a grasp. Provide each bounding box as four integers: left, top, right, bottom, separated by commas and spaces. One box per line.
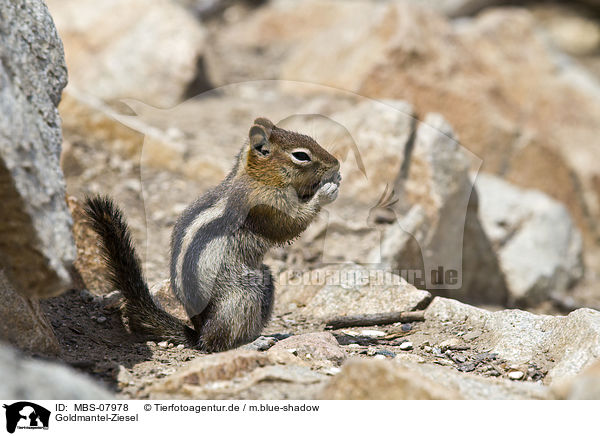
67, 196, 113, 295
147, 350, 271, 397
268, 332, 346, 366
277, 263, 431, 320
149, 279, 188, 322
425, 297, 600, 383
272, 1, 599, 243
553, 358, 600, 399
46, 0, 206, 107
144, 349, 328, 399
319, 358, 462, 400
0, 270, 60, 356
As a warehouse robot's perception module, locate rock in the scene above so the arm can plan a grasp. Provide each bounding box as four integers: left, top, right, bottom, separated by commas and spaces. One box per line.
372, 112, 508, 305
508, 371, 525, 380
116, 365, 135, 388
319, 358, 462, 400
394, 359, 549, 400
277, 263, 431, 320
157, 341, 169, 349
554, 358, 600, 399
241, 336, 277, 351
530, 3, 600, 56
0, 0, 76, 298
359, 330, 386, 338
284, 100, 506, 305
204, 0, 380, 86
67, 196, 113, 295
148, 350, 270, 396
0, 271, 60, 356
439, 338, 462, 351
409, 0, 508, 17
476, 173, 584, 306
425, 297, 600, 383
376, 349, 396, 358
149, 279, 188, 322
46, 0, 207, 107
399, 342, 414, 351
145, 349, 327, 399
0, 343, 112, 399
268, 333, 346, 366
278, 2, 599, 243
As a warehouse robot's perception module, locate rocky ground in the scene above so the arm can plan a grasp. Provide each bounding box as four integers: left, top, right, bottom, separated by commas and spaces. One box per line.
4, 0, 600, 400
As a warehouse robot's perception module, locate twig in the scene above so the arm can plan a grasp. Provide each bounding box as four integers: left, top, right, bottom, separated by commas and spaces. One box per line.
325, 310, 425, 330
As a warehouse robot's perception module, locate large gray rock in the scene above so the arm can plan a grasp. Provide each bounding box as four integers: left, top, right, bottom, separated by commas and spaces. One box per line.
476, 173, 584, 306
0, 0, 76, 298
366, 112, 508, 305
425, 297, 600, 383
0, 343, 112, 399
286, 101, 507, 305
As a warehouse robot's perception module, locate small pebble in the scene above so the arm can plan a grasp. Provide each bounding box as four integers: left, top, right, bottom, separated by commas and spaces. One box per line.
375, 349, 396, 358
439, 338, 466, 351
322, 367, 341, 376
176, 344, 185, 349
346, 343, 361, 349
423, 346, 433, 353
373, 354, 386, 360
95, 316, 107, 324
341, 330, 359, 337
360, 329, 386, 338
508, 370, 524, 380
401, 324, 412, 332
79, 290, 94, 303
454, 354, 467, 364
399, 341, 413, 351
458, 363, 476, 372
157, 341, 169, 348
168, 343, 174, 348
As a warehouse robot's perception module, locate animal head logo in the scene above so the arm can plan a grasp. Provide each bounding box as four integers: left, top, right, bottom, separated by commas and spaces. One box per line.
2, 402, 50, 433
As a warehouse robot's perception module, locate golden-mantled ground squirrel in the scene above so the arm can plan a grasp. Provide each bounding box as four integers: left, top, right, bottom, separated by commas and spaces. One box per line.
84, 118, 340, 351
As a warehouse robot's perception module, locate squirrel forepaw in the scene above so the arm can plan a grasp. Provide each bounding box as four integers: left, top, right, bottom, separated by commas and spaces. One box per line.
317, 182, 339, 205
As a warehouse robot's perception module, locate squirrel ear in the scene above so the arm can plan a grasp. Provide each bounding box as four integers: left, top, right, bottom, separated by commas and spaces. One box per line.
253, 117, 274, 136
249, 124, 270, 156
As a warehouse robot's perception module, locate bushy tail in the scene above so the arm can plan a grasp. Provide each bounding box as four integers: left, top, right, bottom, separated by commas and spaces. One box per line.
83, 195, 198, 347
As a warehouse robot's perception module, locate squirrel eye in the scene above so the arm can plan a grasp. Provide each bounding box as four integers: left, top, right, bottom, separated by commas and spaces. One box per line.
292, 151, 311, 163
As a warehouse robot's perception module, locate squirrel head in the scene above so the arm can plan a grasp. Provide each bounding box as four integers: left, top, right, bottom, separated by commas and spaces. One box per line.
244, 117, 340, 201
